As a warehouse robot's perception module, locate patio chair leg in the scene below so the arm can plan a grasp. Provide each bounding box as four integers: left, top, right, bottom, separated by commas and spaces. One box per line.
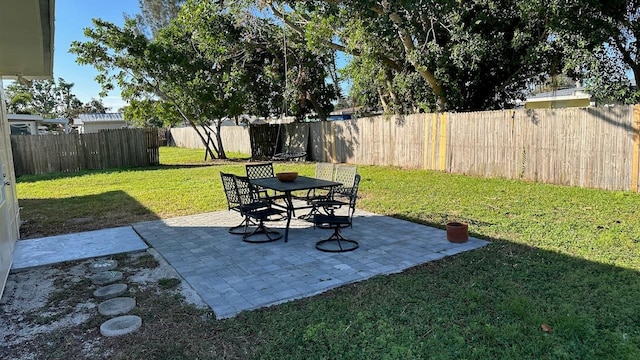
228, 216, 258, 235
315, 227, 359, 252
242, 220, 282, 243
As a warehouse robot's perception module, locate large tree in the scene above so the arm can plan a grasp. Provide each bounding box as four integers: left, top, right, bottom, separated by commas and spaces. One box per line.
71, 0, 339, 161
3, 78, 98, 121
133, 0, 185, 38
245, 0, 559, 112
197, 10, 339, 121
235, 0, 632, 112
71, 12, 246, 159
122, 99, 182, 127
556, 0, 640, 104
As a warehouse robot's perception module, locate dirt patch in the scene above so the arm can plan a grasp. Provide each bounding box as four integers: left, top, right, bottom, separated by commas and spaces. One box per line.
0, 249, 208, 359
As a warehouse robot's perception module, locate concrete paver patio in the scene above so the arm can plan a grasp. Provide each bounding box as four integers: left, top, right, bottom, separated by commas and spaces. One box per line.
11, 227, 148, 271
133, 210, 489, 319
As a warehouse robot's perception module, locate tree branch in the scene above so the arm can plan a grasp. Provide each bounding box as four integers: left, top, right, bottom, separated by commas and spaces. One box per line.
381, 3, 445, 108
269, 2, 403, 71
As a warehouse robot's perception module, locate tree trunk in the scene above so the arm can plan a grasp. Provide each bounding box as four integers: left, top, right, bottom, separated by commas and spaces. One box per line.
385, 69, 401, 112
214, 121, 227, 159
307, 93, 327, 121
188, 122, 217, 160
378, 88, 390, 113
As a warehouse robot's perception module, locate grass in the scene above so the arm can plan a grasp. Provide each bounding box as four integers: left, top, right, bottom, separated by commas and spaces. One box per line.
12, 147, 640, 359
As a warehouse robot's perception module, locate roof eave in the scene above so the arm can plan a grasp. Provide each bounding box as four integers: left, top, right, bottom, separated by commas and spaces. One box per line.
0, 0, 55, 79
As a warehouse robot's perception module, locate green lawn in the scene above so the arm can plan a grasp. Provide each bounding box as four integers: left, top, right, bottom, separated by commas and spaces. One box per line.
15, 146, 640, 359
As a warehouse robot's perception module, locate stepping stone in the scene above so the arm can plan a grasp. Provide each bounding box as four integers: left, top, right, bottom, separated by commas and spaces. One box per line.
100, 315, 142, 337
93, 283, 128, 300
89, 260, 118, 272
98, 297, 136, 316
90, 271, 123, 286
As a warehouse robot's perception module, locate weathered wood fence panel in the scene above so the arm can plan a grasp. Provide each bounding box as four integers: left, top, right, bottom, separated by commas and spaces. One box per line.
169, 126, 252, 155
444, 107, 636, 190
164, 105, 640, 191
280, 123, 309, 156
11, 128, 159, 176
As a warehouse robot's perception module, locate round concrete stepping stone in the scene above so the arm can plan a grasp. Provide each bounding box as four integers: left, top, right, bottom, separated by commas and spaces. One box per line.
90, 271, 123, 286
100, 315, 142, 337
98, 297, 136, 316
93, 283, 128, 300
89, 259, 118, 272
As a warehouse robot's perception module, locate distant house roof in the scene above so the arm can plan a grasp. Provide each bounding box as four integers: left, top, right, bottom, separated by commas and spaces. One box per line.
330, 107, 361, 116
526, 87, 592, 104
41, 118, 68, 125
75, 113, 125, 124
527, 87, 591, 101
7, 114, 43, 121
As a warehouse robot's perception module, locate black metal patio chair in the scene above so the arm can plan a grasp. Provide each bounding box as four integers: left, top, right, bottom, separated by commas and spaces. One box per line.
245, 162, 288, 203
307, 162, 335, 200
220, 172, 259, 235
313, 174, 361, 252
298, 162, 336, 220
233, 175, 286, 243
307, 165, 358, 219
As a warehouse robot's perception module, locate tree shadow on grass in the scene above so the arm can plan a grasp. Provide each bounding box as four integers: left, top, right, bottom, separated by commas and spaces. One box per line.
230, 237, 640, 359
18, 190, 161, 238
388, 212, 495, 234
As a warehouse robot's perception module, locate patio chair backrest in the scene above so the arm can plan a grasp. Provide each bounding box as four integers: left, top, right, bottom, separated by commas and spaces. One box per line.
333, 165, 357, 196
346, 174, 361, 217
232, 175, 259, 209
246, 163, 275, 180
220, 172, 241, 211
315, 162, 335, 181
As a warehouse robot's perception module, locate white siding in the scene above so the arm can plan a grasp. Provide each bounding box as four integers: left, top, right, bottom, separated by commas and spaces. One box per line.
0, 78, 21, 299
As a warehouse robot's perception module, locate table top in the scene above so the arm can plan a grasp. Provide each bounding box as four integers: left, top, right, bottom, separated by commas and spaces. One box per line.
250, 175, 341, 192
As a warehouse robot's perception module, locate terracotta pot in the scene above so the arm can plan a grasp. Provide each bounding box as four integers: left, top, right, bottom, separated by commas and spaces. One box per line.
446, 222, 468, 243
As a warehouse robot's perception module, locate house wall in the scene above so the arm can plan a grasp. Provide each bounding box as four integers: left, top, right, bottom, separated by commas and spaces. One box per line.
80, 121, 127, 134
0, 78, 21, 299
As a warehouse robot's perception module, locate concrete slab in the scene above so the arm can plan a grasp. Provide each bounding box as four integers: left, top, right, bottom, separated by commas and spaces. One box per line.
90, 271, 124, 286
98, 297, 136, 316
89, 260, 119, 272
100, 315, 142, 337
94, 283, 128, 300
133, 210, 490, 319
11, 227, 148, 271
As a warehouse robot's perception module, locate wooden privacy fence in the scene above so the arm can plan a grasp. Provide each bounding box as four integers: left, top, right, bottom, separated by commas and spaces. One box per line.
169, 105, 640, 192
249, 123, 309, 159
169, 125, 252, 154
11, 128, 160, 176
307, 106, 640, 191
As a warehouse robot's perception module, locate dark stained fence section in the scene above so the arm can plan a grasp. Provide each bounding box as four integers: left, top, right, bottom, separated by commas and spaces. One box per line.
11, 128, 160, 176
249, 124, 280, 160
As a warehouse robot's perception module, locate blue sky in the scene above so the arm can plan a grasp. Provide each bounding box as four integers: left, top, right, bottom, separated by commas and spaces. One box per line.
54, 0, 140, 111
52, 1, 351, 111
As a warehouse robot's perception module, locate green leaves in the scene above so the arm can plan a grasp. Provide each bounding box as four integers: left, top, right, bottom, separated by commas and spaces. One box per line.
3, 78, 101, 119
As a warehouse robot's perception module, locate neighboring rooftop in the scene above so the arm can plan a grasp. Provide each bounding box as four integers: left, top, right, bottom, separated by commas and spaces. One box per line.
75, 113, 125, 123
527, 87, 591, 101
